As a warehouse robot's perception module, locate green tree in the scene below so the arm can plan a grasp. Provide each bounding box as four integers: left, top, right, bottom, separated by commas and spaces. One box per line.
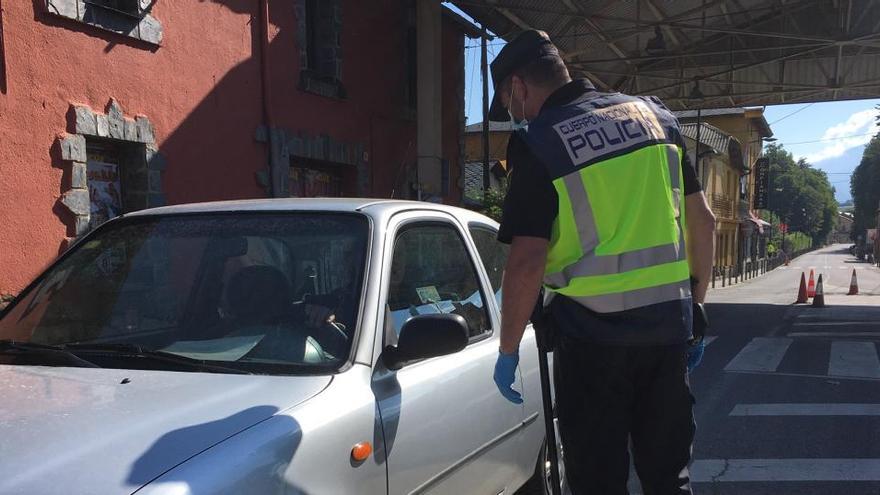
764, 144, 838, 246
850, 134, 880, 241
464, 179, 509, 222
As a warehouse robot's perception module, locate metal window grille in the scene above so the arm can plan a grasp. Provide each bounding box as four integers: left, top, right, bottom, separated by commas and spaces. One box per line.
83, 0, 143, 20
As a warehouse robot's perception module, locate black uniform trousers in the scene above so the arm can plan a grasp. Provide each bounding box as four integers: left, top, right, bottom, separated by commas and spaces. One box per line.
554, 332, 696, 494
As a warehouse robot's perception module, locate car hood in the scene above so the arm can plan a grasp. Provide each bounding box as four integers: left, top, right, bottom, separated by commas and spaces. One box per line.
0, 365, 331, 495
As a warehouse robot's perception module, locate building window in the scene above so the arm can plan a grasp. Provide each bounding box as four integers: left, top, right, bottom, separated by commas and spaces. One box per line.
289, 166, 343, 198
90, 0, 140, 15
86, 140, 126, 230
304, 0, 319, 71
57, 100, 166, 240
288, 157, 356, 198
296, 0, 344, 98
45, 0, 163, 45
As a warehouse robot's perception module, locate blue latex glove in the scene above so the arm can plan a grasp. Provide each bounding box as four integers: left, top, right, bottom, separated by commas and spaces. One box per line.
687, 340, 705, 372
493, 351, 523, 404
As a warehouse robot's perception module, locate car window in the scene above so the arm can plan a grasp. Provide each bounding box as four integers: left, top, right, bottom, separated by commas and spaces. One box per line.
386, 223, 490, 340
0, 213, 369, 374
469, 225, 509, 308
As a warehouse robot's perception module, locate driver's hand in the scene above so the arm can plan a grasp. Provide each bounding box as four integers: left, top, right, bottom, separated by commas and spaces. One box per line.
304, 304, 335, 328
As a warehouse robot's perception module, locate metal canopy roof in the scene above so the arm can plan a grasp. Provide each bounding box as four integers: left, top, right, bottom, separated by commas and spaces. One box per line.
453, 0, 880, 109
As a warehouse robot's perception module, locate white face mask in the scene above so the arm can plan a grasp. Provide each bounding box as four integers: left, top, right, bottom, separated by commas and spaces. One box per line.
508, 84, 528, 131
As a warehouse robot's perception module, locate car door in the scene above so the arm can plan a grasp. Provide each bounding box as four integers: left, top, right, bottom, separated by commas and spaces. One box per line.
469, 223, 547, 480
372, 211, 526, 495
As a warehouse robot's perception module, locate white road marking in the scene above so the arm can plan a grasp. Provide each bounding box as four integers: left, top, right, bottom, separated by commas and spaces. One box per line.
788, 332, 880, 338
724, 337, 792, 372
729, 403, 880, 416
793, 321, 879, 327
727, 369, 880, 382
704, 336, 718, 346
690, 459, 880, 482
829, 341, 880, 379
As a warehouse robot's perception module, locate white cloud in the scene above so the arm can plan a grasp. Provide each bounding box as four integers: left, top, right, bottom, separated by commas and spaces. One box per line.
803, 108, 880, 163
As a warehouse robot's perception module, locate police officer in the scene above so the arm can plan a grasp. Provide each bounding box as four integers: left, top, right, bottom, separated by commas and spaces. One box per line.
490, 31, 716, 494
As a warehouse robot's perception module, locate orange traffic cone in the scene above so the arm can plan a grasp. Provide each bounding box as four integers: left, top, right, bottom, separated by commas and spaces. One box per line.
812, 274, 825, 308
848, 269, 859, 295
796, 272, 808, 303
807, 269, 816, 298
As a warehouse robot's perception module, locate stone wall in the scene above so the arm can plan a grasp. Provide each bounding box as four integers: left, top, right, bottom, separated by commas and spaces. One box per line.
56, 99, 166, 240
256, 125, 367, 198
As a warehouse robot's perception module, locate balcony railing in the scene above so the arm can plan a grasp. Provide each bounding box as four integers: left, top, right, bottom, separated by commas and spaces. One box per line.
710, 193, 735, 219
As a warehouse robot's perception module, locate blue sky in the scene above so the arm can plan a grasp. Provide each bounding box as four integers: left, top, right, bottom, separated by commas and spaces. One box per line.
452, 4, 879, 203
763, 100, 880, 203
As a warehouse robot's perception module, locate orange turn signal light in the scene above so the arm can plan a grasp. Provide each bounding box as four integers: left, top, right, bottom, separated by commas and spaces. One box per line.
351, 442, 372, 462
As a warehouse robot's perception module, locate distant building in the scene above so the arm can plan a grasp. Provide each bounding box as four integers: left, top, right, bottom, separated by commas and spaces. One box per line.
676, 107, 774, 268
463, 121, 514, 203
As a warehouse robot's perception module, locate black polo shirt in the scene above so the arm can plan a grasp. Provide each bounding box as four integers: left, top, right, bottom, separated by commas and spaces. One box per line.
498, 79, 702, 345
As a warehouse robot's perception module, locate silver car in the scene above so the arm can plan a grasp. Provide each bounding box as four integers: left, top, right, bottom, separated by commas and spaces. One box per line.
0, 199, 555, 495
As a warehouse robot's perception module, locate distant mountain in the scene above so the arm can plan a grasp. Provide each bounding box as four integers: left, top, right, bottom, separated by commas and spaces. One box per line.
801, 145, 865, 203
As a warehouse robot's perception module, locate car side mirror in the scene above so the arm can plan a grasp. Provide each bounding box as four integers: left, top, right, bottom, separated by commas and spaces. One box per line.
382, 313, 469, 371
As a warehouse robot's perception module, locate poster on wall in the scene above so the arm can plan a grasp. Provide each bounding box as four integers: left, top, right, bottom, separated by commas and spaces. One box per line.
289, 166, 342, 198
87, 159, 123, 230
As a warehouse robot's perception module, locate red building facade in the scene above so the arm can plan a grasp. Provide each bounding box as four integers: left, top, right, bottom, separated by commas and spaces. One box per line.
0, 1, 474, 301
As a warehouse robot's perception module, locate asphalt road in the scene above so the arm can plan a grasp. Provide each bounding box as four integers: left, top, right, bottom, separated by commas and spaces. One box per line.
684, 244, 880, 494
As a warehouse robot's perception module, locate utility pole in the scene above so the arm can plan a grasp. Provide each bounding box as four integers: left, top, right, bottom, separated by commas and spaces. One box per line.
481, 24, 490, 202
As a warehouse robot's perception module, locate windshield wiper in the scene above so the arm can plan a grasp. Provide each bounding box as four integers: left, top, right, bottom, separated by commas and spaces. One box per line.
62, 342, 252, 375
0, 340, 100, 368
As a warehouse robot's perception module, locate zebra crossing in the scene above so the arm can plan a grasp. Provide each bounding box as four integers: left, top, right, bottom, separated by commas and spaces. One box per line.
720, 336, 880, 379
691, 333, 880, 487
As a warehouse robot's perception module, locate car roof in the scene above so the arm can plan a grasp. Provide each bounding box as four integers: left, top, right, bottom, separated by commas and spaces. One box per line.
124, 198, 499, 227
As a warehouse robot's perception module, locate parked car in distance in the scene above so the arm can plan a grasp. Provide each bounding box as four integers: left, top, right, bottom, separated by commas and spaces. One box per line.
0, 198, 557, 495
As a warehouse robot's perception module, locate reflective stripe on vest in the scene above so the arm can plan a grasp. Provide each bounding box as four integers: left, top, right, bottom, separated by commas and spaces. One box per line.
521, 94, 691, 313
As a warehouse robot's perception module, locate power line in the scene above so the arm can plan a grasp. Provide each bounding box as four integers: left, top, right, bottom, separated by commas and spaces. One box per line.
768, 103, 815, 125
777, 131, 878, 146
466, 43, 477, 121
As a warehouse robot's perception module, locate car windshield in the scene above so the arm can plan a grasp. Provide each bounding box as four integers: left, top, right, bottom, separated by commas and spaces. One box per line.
0, 212, 369, 375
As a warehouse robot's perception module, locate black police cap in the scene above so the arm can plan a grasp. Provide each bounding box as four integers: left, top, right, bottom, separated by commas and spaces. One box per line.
488, 30, 561, 122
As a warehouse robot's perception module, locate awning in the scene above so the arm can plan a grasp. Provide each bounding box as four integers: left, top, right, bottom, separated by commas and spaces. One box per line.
748, 211, 771, 234
679, 122, 747, 172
